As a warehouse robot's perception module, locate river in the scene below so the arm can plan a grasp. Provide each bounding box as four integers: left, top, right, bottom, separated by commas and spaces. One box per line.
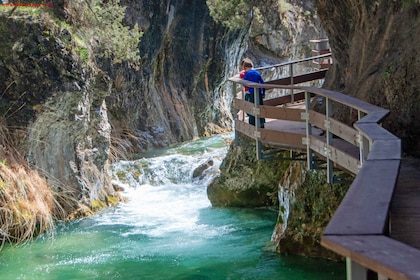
0, 133, 344, 279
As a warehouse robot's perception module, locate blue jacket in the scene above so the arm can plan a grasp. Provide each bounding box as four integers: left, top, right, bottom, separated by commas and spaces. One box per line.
244, 69, 265, 96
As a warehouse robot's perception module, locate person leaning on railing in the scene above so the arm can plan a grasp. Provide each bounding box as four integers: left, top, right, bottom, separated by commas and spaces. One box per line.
240, 58, 266, 127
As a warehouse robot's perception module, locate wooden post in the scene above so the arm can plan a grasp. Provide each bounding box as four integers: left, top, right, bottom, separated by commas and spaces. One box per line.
233, 83, 240, 146
325, 97, 333, 183
304, 91, 313, 170
346, 258, 368, 280
289, 63, 294, 103
254, 86, 262, 160
357, 110, 369, 165
241, 88, 246, 122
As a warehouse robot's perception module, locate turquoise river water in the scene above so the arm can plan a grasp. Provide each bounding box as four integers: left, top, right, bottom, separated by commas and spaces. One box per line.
0, 134, 345, 279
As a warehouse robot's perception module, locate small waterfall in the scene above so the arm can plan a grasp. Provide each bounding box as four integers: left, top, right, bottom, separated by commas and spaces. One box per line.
110, 133, 232, 189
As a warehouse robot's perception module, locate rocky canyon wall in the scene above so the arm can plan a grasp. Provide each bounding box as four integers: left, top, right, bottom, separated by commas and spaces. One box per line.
0, 0, 326, 225
314, 0, 420, 154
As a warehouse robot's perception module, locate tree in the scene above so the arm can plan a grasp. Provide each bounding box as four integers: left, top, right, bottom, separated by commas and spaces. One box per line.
206, 0, 254, 29
65, 0, 142, 67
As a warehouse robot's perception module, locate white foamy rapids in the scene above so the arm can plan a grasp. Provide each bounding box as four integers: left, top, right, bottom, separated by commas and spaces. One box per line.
111, 137, 230, 188
102, 135, 233, 239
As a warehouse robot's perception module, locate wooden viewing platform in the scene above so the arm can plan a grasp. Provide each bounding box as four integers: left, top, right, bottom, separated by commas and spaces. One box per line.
228, 53, 420, 280
391, 158, 420, 250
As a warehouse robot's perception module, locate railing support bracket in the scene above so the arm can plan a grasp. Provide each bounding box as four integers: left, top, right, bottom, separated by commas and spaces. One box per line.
301, 112, 309, 121
324, 119, 331, 129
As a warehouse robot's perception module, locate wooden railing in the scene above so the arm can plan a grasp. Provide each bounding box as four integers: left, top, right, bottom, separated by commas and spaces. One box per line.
228, 55, 420, 279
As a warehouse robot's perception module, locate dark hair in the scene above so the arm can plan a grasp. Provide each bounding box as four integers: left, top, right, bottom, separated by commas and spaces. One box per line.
241, 57, 253, 68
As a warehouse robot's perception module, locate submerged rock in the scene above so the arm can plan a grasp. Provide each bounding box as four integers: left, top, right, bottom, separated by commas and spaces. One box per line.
192, 159, 214, 179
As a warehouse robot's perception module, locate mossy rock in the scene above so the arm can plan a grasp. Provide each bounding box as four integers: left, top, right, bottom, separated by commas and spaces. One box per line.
275, 170, 352, 260
207, 136, 292, 207
90, 195, 120, 211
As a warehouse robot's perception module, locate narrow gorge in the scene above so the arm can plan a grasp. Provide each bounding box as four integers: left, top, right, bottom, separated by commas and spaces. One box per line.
1, 0, 419, 266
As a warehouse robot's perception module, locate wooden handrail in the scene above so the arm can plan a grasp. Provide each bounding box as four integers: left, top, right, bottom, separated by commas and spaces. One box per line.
228, 56, 420, 279
254, 53, 332, 71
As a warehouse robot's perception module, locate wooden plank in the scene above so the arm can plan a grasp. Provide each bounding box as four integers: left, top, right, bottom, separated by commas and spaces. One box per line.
233, 97, 255, 116
311, 112, 359, 147
259, 105, 304, 122
329, 143, 360, 174
323, 159, 400, 235
309, 110, 359, 146
311, 49, 331, 55
255, 53, 332, 71
354, 123, 399, 142
231, 79, 386, 119
266, 69, 328, 86
321, 235, 420, 280
356, 109, 390, 124
368, 139, 401, 160
304, 86, 386, 115
308, 110, 325, 130
390, 157, 420, 250
235, 120, 256, 139
260, 129, 305, 149
263, 92, 306, 106
329, 118, 359, 147
309, 135, 360, 174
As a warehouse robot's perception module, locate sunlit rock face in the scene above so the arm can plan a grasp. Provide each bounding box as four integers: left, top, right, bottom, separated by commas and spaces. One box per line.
107, 0, 236, 151
313, 0, 420, 155
0, 0, 328, 217
108, 0, 326, 152
247, 0, 326, 62
0, 14, 116, 214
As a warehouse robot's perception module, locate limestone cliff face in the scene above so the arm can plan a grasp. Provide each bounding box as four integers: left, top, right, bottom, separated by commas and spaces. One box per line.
248, 0, 327, 61
0, 1, 240, 219
106, 0, 233, 153
313, 0, 420, 154
107, 0, 326, 153
0, 0, 327, 224
0, 12, 117, 216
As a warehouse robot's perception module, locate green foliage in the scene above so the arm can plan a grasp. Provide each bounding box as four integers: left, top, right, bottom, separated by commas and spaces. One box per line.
384, 61, 396, 78
392, 0, 420, 8
206, 0, 254, 29
208, 137, 292, 207
290, 170, 351, 243
77, 47, 89, 64
275, 170, 352, 258
0, 5, 43, 16
66, 0, 142, 67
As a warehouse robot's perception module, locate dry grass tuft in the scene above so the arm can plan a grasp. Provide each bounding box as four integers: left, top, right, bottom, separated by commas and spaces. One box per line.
0, 122, 64, 249
109, 128, 139, 162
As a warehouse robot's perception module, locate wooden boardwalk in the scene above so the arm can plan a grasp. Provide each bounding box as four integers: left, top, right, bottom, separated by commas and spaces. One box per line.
262, 107, 420, 252
230, 53, 420, 278
390, 157, 420, 250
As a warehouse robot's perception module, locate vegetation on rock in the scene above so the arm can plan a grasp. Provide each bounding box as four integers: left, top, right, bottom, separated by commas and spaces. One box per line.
0, 123, 64, 248
0, 0, 142, 246
64, 0, 142, 67
206, 0, 255, 29
273, 167, 351, 260
207, 136, 292, 207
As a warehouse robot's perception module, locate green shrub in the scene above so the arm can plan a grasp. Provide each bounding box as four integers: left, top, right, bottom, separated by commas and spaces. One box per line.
66, 0, 142, 66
